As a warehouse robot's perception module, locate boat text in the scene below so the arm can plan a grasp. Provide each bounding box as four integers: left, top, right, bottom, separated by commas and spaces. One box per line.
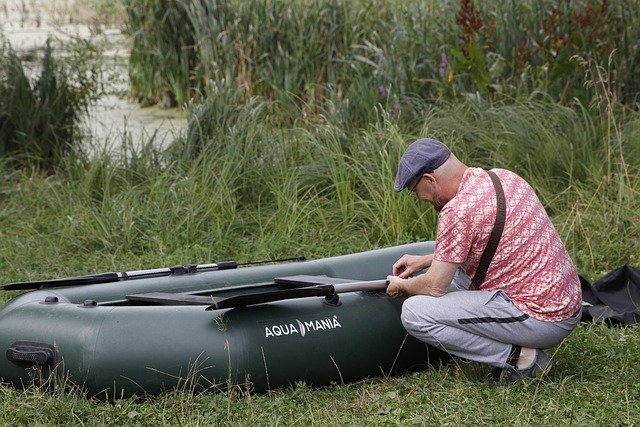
264, 316, 342, 338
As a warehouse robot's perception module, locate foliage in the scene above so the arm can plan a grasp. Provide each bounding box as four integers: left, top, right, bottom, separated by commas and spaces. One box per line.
125, 0, 640, 110
448, 0, 640, 105
0, 39, 102, 173
125, 0, 197, 107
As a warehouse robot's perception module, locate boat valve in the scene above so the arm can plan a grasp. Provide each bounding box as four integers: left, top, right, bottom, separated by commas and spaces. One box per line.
79, 299, 98, 308
323, 293, 341, 307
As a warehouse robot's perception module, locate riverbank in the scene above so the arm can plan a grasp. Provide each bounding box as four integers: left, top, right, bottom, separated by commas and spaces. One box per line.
0, 0, 187, 152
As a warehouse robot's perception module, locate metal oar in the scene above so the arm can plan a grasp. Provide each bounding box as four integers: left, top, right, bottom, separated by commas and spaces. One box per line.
3, 257, 306, 291
205, 279, 389, 310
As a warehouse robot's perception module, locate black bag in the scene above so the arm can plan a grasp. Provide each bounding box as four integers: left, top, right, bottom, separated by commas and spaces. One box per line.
581, 265, 640, 325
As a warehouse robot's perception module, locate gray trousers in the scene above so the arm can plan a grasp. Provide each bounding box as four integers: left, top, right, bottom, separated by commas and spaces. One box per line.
400, 270, 581, 368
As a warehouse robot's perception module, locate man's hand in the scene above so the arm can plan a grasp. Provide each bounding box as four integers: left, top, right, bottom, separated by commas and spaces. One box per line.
387, 259, 460, 298
386, 275, 408, 298
392, 254, 433, 278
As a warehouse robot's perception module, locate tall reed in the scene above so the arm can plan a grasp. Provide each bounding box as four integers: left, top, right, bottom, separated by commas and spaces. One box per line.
126, 0, 640, 111
0, 39, 100, 172
126, 0, 196, 107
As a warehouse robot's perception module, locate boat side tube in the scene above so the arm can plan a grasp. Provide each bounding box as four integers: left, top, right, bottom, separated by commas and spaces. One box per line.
2, 242, 434, 306
0, 290, 439, 398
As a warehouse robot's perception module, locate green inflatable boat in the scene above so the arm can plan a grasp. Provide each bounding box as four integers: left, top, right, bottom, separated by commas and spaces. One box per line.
0, 242, 442, 398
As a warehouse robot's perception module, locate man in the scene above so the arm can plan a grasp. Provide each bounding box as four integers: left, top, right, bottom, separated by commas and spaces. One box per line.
386, 138, 582, 382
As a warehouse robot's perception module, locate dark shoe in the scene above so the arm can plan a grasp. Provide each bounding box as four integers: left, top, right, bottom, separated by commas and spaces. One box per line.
488, 366, 503, 382
501, 349, 552, 384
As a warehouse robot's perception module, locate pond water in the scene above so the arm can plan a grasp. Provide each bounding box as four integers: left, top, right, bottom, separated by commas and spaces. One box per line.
1, 0, 188, 153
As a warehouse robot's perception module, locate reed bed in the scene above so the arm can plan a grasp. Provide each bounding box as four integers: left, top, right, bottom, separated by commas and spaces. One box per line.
126, 0, 640, 109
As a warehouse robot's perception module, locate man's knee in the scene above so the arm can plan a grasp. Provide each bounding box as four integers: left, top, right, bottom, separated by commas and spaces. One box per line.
400, 296, 437, 336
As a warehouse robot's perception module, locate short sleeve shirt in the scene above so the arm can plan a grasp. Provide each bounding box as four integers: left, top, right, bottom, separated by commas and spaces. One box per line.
433, 167, 581, 322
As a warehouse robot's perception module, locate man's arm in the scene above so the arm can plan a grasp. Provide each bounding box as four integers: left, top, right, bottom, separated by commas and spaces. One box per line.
387, 259, 459, 298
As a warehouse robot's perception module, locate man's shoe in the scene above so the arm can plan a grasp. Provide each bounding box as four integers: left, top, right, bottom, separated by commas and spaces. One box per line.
488, 366, 503, 382
501, 349, 552, 384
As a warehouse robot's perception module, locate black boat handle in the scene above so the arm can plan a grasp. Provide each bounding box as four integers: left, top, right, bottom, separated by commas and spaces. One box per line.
6, 341, 56, 366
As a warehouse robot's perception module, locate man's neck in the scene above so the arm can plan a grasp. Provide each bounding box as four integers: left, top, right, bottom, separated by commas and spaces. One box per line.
440, 163, 468, 202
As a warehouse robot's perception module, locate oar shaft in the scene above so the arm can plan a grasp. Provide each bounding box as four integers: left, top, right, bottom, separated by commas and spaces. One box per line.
332, 280, 389, 293
119, 267, 172, 279
3, 258, 304, 291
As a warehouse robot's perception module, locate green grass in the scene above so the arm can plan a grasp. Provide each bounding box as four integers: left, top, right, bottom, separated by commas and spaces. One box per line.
1, 96, 639, 424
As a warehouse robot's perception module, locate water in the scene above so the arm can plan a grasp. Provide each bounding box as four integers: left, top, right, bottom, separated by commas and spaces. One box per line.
0, 0, 188, 153
85, 93, 187, 152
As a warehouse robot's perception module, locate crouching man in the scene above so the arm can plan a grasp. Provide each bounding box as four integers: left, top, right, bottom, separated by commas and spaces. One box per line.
387, 138, 582, 383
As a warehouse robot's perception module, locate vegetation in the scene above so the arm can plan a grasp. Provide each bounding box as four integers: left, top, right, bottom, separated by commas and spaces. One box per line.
0, 38, 102, 172
125, 0, 640, 109
1, 92, 637, 284
1, 0, 640, 425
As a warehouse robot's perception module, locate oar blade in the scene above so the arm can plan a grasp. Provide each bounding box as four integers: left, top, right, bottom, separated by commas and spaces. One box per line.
205, 285, 333, 310
3, 273, 120, 291
205, 278, 389, 311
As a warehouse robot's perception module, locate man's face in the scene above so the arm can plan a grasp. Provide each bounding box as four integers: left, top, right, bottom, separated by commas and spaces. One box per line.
409, 173, 446, 212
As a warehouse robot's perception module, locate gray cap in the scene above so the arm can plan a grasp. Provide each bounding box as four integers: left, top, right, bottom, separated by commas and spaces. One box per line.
394, 139, 451, 192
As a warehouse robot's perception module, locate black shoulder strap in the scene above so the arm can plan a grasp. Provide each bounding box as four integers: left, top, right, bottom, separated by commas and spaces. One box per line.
470, 170, 506, 290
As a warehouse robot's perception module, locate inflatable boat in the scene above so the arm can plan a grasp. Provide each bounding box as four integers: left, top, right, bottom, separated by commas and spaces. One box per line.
0, 242, 441, 398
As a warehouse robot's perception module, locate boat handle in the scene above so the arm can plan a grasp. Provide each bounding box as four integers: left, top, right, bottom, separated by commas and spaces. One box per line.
6, 341, 56, 366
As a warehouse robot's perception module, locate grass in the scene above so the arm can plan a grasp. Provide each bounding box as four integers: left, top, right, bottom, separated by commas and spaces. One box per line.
1, 96, 639, 424
1, 94, 638, 279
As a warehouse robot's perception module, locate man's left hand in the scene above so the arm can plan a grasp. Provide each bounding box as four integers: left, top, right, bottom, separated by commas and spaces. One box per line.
386, 275, 409, 298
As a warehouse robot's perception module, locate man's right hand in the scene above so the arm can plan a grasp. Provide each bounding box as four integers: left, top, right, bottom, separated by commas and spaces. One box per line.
392, 254, 433, 278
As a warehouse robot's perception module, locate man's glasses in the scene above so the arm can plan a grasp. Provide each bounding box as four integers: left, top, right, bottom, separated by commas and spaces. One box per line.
409, 174, 424, 193
408, 170, 431, 193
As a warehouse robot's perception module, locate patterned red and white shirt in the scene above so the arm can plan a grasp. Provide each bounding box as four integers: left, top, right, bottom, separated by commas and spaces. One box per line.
433, 167, 581, 321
